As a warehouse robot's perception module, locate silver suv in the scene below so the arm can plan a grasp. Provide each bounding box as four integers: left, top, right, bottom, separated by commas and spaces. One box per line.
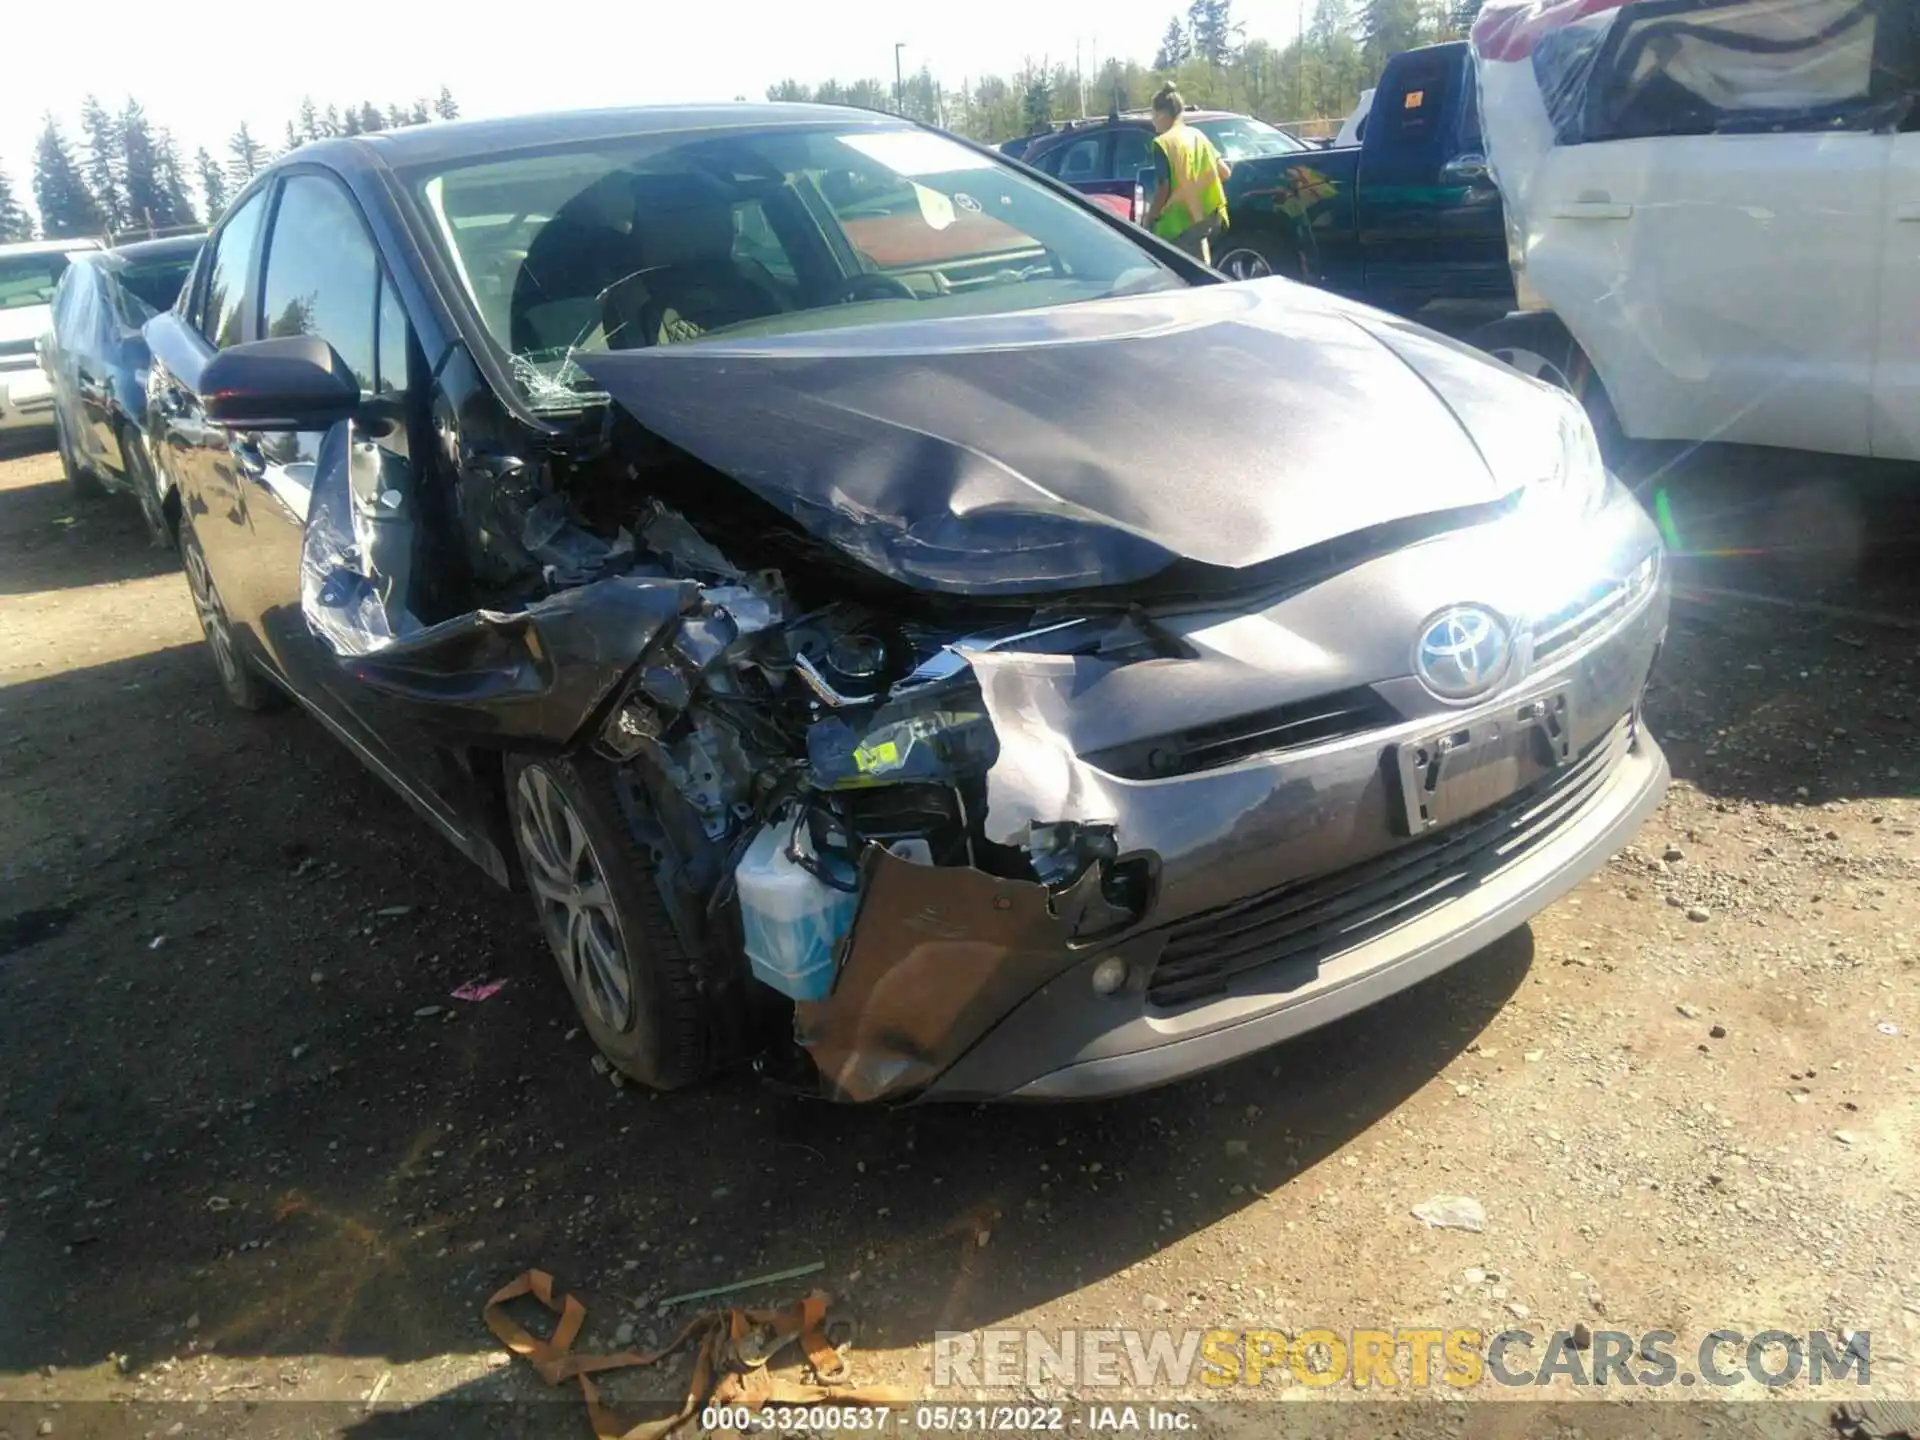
0, 238, 101, 439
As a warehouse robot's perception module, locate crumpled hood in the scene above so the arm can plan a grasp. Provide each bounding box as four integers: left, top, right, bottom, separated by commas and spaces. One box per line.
579, 280, 1553, 595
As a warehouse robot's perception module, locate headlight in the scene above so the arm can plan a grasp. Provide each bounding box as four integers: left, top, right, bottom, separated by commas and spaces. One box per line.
1518, 394, 1609, 525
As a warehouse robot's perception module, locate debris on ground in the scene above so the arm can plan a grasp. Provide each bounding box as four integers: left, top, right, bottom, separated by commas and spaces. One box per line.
451, 978, 508, 1002
484, 1269, 903, 1438
1411, 1196, 1486, 1232
657, 1260, 828, 1310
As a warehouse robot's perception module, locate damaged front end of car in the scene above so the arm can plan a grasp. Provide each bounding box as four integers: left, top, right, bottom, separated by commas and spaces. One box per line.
298, 405, 1176, 1104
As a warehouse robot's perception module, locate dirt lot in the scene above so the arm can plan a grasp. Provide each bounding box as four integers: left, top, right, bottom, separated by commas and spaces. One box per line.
0, 435, 1916, 1439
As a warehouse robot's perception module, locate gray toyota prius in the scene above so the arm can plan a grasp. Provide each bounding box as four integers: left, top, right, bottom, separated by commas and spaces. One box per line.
142, 104, 1667, 1104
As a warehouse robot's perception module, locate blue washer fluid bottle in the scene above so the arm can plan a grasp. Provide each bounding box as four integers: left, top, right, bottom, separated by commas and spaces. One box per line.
735, 815, 859, 1002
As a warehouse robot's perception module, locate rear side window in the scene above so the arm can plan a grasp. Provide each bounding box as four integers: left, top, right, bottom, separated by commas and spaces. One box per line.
1050, 135, 1107, 181
259, 174, 380, 390
67, 268, 102, 343
1377, 59, 1456, 148
1112, 128, 1154, 179
118, 257, 196, 321
202, 191, 268, 349
1584, 0, 1883, 141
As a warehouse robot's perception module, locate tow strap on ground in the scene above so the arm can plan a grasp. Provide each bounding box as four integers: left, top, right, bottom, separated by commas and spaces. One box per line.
484, 1269, 910, 1439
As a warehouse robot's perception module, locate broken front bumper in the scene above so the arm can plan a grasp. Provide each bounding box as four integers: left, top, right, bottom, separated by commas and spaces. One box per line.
799, 510, 1669, 1105
925, 719, 1665, 1101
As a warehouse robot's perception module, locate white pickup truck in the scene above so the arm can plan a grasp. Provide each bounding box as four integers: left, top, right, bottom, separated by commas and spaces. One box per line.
1467, 0, 1920, 463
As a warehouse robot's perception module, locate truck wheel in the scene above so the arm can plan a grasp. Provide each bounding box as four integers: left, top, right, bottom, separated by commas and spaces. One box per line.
1214, 231, 1305, 282
1471, 316, 1625, 457
56, 413, 105, 501
506, 754, 715, 1092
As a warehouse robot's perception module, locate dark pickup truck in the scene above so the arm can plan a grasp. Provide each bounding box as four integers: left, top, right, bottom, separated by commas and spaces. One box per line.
1029, 42, 1511, 316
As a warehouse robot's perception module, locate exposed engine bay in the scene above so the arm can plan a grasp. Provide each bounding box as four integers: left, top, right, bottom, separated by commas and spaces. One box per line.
298, 400, 1172, 1101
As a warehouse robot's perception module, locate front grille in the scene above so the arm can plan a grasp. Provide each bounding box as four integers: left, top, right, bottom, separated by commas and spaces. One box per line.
1085, 686, 1399, 780
1146, 714, 1633, 1006
1532, 554, 1659, 665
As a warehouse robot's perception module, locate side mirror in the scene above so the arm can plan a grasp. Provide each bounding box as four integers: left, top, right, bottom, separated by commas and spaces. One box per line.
1441, 153, 1491, 185
201, 334, 362, 431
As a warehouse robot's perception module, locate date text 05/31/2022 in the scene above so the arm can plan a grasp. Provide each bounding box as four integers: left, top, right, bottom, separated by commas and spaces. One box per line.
697, 1405, 1197, 1431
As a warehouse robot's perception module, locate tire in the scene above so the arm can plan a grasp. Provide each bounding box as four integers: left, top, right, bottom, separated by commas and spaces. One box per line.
56, 412, 106, 501
1471, 316, 1626, 456
1213, 228, 1306, 283
506, 754, 714, 1091
178, 515, 283, 712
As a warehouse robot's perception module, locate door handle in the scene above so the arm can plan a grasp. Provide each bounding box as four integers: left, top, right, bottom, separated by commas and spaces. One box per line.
1897, 202, 1920, 222
1552, 201, 1633, 220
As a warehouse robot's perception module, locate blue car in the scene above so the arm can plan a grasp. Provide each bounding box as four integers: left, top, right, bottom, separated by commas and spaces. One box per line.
43, 234, 203, 539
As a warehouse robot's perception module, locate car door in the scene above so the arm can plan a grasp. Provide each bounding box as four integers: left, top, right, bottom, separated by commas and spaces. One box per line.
61, 267, 115, 471
238, 170, 396, 689
1356, 46, 1466, 302
147, 188, 272, 613
1523, 0, 1893, 456
1870, 58, 1920, 458
239, 168, 477, 831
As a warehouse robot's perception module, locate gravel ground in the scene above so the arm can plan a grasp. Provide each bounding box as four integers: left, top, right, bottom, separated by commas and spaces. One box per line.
0, 434, 1916, 1440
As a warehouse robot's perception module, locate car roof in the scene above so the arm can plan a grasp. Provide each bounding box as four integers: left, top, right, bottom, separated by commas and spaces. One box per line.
303, 103, 913, 173
1025, 109, 1254, 153
0, 237, 101, 258
104, 234, 205, 265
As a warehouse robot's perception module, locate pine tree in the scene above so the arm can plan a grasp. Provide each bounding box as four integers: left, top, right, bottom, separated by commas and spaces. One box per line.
195, 147, 228, 223
1189, 0, 1237, 65
0, 164, 33, 243
357, 102, 385, 133
298, 96, 323, 140
120, 99, 162, 236
78, 94, 126, 232
1447, 0, 1485, 34
433, 85, 459, 121
1021, 73, 1054, 134
152, 129, 198, 228
227, 123, 267, 188
384, 103, 406, 129
409, 99, 431, 125
1154, 15, 1192, 68
339, 106, 363, 137
32, 118, 106, 238
1360, 0, 1428, 66
284, 120, 302, 154
323, 104, 343, 137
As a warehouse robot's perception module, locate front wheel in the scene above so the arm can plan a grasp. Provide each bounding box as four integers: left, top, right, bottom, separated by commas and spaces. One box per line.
55, 412, 106, 501
1471, 316, 1626, 458
1213, 230, 1305, 283
179, 517, 282, 712
506, 754, 716, 1091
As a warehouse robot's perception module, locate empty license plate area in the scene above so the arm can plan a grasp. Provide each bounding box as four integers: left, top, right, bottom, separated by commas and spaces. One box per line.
1393, 690, 1573, 834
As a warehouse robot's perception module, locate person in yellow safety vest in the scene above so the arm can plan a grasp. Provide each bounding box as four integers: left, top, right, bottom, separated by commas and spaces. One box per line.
1143, 84, 1231, 264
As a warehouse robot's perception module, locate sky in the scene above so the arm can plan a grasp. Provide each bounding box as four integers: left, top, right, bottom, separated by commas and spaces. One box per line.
3, 0, 1311, 219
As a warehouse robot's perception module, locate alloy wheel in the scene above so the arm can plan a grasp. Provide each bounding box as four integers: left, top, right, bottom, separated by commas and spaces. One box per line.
1215, 247, 1273, 281
1486, 345, 1574, 391
181, 536, 242, 692
515, 765, 635, 1033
